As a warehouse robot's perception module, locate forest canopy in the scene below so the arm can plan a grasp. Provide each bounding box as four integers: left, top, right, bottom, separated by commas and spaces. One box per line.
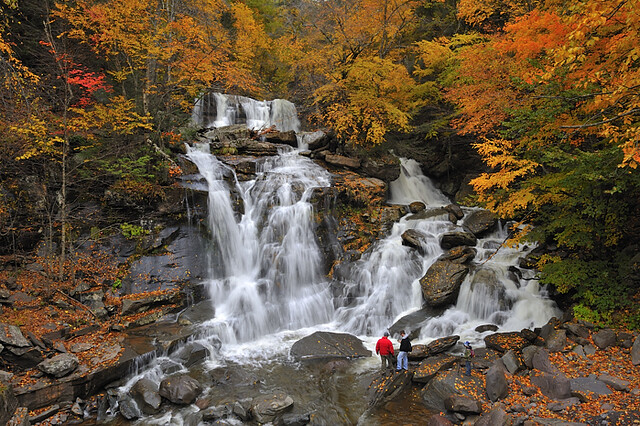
0, 0, 639, 327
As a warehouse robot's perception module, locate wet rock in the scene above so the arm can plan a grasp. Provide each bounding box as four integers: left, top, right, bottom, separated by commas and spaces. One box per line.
439, 231, 477, 250
282, 412, 311, 426
0, 323, 31, 348
290, 331, 371, 360
413, 354, 458, 384
425, 335, 460, 356
37, 353, 79, 378
444, 204, 464, 220
368, 370, 413, 408
407, 344, 430, 361
232, 398, 252, 421
420, 260, 469, 307
173, 342, 212, 367
409, 202, 426, 213
532, 348, 560, 374
251, 393, 294, 423
462, 209, 498, 237
159, 374, 203, 405
298, 130, 329, 151
421, 369, 484, 412
486, 362, 509, 402
118, 395, 141, 420
401, 229, 429, 254
130, 378, 162, 414
476, 324, 499, 333
592, 328, 616, 349
201, 404, 232, 421
439, 246, 476, 264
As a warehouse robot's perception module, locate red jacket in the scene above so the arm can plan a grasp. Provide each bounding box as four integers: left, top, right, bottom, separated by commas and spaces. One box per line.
375, 336, 394, 356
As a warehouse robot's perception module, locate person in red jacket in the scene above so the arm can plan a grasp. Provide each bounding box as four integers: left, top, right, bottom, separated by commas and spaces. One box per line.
375, 331, 394, 371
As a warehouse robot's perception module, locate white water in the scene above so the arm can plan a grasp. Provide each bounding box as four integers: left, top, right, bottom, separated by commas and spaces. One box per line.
191, 92, 300, 132
114, 100, 559, 424
186, 143, 334, 344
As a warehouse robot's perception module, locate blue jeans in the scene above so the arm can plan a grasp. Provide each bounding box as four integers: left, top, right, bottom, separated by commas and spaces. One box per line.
465, 360, 471, 376
397, 351, 408, 370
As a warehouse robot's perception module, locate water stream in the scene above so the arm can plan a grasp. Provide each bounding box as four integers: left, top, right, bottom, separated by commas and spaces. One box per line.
112, 94, 559, 425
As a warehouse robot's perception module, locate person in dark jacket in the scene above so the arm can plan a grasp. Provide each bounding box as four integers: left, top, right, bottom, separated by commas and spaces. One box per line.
396, 330, 411, 371
375, 331, 394, 370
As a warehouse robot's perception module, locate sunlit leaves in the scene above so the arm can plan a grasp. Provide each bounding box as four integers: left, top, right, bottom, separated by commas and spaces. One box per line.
314, 56, 415, 146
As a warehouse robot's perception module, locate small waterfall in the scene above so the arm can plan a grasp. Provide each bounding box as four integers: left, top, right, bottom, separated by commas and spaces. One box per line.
192, 92, 300, 132
336, 158, 559, 343
186, 144, 333, 343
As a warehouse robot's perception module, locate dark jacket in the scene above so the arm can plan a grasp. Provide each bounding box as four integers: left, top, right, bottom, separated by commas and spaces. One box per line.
375, 336, 394, 356
399, 336, 411, 352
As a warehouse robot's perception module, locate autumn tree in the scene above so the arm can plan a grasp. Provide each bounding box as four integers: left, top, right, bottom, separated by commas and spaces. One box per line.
439, 0, 640, 325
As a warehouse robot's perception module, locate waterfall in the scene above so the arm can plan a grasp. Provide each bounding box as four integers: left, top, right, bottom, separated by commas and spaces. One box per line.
185, 144, 333, 343
335, 157, 559, 344
191, 92, 300, 132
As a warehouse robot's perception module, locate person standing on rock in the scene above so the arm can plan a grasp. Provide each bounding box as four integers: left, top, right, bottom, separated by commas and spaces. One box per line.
375, 331, 394, 371
463, 341, 474, 376
396, 330, 411, 371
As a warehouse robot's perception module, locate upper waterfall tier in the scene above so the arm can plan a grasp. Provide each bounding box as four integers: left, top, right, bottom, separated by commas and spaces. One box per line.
192, 92, 300, 132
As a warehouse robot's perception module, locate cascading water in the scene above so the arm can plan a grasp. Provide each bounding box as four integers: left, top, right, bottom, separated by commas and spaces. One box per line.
112, 98, 559, 425
334, 157, 559, 346
191, 92, 300, 132
185, 143, 334, 344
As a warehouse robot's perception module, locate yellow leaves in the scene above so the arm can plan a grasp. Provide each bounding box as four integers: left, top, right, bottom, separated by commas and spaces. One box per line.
413, 39, 452, 78
315, 56, 415, 146
11, 115, 60, 160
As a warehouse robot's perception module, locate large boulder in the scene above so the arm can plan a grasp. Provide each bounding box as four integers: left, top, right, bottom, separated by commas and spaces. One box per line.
401, 229, 429, 254
413, 354, 458, 384
130, 378, 162, 414
37, 353, 79, 378
462, 209, 498, 237
484, 332, 530, 353
368, 370, 413, 408
530, 371, 572, 400
439, 232, 477, 250
159, 374, 203, 405
290, 331, 371, 360
298, 130, 329, 151
420, 261, 469, 307
592, 329, 616, 349
0, 324, 31, 348
439, 246, 476, 264
485, 362, 509, 402
420, 369, 485, 412
324, 154, 360, 169
251, 393, 293, 424
424, 336, 460, 356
